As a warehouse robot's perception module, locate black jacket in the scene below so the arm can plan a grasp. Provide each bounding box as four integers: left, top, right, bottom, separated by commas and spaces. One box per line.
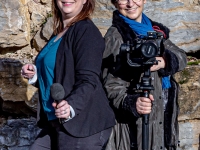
36, 19, 115, 137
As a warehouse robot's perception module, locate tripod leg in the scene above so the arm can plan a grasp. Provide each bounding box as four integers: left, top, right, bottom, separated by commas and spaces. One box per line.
142, 90, 150, 150
142, 114, 149, 150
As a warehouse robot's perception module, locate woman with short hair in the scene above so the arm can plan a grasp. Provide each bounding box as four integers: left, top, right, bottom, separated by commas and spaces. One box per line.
102, 0, 187, 149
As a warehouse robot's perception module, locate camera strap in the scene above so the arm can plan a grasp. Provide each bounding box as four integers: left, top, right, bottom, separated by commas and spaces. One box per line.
153, 26, 166, 39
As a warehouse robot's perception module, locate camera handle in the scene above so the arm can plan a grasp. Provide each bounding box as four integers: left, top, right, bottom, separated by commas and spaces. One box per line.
136, 63, 157, 150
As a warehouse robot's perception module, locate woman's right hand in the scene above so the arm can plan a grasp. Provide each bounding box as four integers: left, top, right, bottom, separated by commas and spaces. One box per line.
136, 95, 154, 114
21, 64, 36, 79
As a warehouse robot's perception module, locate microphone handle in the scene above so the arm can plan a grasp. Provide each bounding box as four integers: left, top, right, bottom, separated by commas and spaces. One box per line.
55, 100, 61, 104
54, 100, 66, 124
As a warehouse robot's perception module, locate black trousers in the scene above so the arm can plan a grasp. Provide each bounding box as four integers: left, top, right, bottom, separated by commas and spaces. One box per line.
30, 120, 112, 150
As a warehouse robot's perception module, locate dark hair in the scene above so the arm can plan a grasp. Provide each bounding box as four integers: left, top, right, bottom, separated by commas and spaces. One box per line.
111, 0, 116, 5
52, 0, 95, 35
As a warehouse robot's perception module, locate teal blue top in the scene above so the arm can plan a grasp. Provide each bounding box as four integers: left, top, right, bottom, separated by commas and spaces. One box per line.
36, 36, 62, 120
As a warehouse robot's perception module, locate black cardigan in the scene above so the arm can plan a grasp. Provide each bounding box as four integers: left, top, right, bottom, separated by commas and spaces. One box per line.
37, 19, 115, 137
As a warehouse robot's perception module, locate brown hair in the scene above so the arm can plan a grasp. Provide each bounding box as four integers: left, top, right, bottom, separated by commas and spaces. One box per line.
52, 0, 95, 35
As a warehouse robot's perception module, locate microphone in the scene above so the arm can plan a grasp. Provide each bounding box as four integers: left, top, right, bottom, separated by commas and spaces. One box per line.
50, 83, 65, 103
50, 83, 66, 124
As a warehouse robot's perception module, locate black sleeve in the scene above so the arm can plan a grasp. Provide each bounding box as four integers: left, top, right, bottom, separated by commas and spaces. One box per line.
66, 20, 105, 115
158, 49, 179, 76
122, 94, 141, 118
158, 39, 187, 76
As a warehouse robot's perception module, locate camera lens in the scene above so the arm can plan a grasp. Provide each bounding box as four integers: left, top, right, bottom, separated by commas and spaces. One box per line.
140, 41, 158, 58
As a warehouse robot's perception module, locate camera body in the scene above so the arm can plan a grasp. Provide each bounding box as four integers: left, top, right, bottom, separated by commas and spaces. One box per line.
120, 31, 164, 67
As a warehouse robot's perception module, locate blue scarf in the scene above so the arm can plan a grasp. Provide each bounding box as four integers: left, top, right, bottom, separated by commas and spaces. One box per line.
119, 12, 171, 89
119, 13, 153, 37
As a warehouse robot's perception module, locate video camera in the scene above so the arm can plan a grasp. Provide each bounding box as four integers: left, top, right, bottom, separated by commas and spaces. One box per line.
120, 31, 164, 67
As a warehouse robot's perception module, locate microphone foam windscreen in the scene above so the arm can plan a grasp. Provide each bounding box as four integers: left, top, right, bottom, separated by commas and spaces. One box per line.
50, 83, 65, 101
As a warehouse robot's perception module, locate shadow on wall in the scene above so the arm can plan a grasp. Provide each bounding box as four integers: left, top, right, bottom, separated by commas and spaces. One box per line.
187, 51, 200, 59
0, 57, 38, 119
0, 57, 40, 149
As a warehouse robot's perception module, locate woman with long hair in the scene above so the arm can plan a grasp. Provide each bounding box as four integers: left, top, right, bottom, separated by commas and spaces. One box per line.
21, 0, 115, 149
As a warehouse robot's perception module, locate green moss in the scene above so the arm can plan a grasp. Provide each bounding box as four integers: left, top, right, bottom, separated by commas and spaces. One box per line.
187, 61, 200, 65
47, 13, 52, 18
41, 12, 53, 26
178, 69, 190, 84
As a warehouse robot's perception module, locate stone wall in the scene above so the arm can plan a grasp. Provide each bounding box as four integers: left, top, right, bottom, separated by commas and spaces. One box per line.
175, 66, 200, 149
0, 0, 200, 149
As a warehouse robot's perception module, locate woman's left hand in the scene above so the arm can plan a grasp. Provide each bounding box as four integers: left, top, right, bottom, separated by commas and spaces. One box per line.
150, 57, 166, 71
52, 100, 71, 119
